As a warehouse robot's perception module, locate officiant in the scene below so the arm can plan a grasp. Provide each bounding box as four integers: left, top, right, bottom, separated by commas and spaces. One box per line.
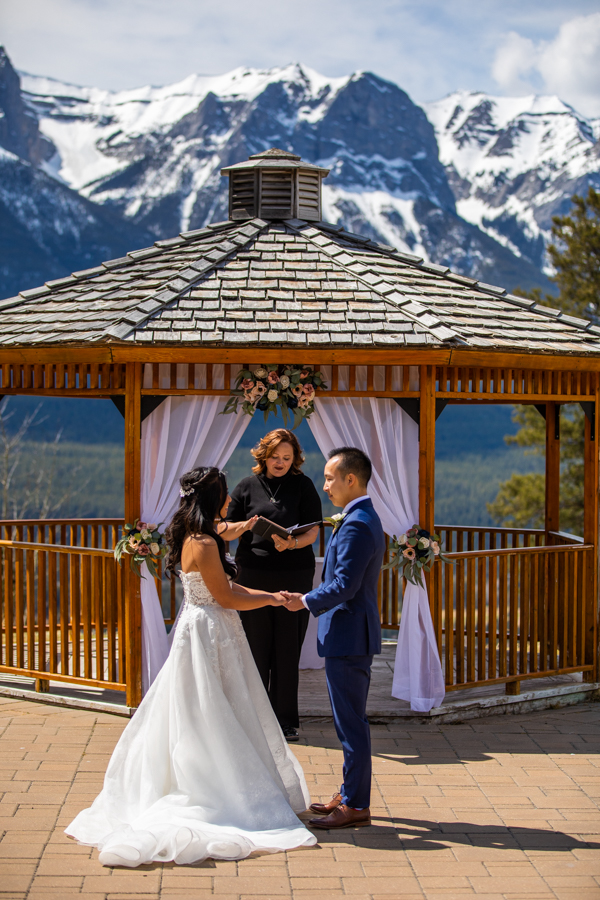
225, 428, 322, 742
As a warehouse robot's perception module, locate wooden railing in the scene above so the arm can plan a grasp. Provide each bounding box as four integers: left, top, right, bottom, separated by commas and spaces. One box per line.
431, 540, 594, 692
0, 519, 126, 691
0, 520, 594, 698
322, 521, 596, 691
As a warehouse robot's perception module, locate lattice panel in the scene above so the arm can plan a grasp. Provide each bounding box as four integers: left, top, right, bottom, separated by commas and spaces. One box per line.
436, 366, 597, 399
0, 363, 126, 394
140, 363, 421, 395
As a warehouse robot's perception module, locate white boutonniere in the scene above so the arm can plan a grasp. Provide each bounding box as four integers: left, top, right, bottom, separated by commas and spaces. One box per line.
324, 513, 346, 532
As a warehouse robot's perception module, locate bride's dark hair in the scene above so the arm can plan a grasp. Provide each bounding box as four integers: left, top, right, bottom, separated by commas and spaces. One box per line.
164, 466, 236, 579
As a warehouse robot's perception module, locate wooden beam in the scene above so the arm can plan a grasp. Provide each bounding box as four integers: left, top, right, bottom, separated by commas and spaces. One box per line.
124, 362, 143, 708
582, 378, 599, 682
4, 341, 600, 373
109, 347, 453, 366
0, 347, 113, 364
545, 402, 560, 537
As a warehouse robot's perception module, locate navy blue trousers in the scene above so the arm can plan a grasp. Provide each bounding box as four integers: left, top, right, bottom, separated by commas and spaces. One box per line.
324, 655, 373, 809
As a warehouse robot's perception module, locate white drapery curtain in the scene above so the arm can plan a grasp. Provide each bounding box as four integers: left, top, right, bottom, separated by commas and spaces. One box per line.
308, 397, 445, 712
139, 395, 251, 693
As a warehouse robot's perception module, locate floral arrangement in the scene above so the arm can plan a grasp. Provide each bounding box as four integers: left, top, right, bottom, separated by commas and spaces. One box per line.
222, 365, 327, 427
324, 513, 346, 532
383, 525, 452, 587
114, 519, 167, 578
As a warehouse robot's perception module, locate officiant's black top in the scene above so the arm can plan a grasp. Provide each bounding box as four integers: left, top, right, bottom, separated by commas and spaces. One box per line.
227, 471, 322, 572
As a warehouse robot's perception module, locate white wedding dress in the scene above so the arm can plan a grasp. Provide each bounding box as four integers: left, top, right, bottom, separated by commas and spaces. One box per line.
65, 571, 317, 866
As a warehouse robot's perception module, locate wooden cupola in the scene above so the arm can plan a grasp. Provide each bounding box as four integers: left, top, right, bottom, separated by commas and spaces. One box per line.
221, 148, 330, 221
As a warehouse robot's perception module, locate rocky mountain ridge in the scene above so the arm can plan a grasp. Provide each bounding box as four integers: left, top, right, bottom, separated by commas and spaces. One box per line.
426, 91, 600, 273
2, 47, 598, 301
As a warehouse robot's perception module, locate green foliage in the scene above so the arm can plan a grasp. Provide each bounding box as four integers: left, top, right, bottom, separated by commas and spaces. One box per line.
487, 397, 585, 535
548, 187, 600, 318
9, 441, 124, 518
435, 448, 543, 527
489, 188, 599, 535
513, 186, 600, 319
487, 472, 546, 529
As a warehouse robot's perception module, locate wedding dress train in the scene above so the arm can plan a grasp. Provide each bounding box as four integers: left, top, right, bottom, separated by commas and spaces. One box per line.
65, 571, 316, 866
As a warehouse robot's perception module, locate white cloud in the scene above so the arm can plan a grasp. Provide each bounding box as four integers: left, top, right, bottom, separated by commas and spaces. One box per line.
492, 13, 600, 116
491, 32, 539, 94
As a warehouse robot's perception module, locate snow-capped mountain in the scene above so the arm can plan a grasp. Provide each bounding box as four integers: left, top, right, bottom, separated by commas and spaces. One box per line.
0, 48, 152, 298
426, 91, 600, 272
4, 45, 595, 301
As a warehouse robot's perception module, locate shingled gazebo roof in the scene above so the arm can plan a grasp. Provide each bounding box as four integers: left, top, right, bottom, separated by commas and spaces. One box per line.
2, 216, 600, 356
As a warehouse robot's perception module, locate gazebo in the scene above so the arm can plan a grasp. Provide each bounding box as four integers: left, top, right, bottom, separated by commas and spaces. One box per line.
0, 148, 598, 710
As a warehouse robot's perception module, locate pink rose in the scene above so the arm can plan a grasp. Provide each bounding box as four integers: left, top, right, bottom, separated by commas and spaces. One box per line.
302, 384, 315, 399
300, 369, 311, 380
267, 370, 279, 384
136, 522, 147, 531
431, 541, 440, 556
137, 543, 150, 556
402, 547, 416, 560
241, 378, 255, 391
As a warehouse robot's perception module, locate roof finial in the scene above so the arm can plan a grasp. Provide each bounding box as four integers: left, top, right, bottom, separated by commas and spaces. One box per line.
221, 148, 329, 222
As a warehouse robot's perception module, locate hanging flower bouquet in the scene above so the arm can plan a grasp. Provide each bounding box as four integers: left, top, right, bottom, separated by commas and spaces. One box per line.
383, 525, 452, 587
222, 365, 327, 428
114, 519, 167, 578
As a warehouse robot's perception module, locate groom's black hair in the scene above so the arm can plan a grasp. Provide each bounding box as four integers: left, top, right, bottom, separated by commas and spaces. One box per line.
329, 447, 372, 485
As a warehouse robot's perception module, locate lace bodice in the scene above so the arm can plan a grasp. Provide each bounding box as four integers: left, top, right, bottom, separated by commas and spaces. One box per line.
179, 571, 221, 608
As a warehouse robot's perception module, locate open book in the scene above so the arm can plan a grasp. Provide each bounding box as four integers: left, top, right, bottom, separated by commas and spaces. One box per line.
250, 517, 322, 541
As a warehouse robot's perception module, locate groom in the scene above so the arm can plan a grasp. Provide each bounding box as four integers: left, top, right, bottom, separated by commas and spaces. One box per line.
283, 447, 385, 829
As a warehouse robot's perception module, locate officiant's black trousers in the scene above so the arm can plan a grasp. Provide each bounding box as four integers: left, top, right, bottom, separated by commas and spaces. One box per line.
238, 567, 312, 729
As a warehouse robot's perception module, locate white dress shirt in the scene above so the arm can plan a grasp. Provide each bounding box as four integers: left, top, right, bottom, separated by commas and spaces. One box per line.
300, 494, 369, 608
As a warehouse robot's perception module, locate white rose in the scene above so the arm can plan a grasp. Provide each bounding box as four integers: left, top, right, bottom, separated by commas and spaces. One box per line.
140, 529, 152, 541
418, 537, 430, 548
267, 389, 278, 402
254, 368, 268, 379
399, 533, 407, 545
150, 542, 160, 555
279, 375, 290, 389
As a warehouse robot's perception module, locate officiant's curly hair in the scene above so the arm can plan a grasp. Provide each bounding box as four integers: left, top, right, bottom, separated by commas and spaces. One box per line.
164, 467, 236, 579
251, 428, 304, 475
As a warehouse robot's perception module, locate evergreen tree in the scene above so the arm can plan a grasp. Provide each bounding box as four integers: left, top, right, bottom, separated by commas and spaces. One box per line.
488, 187, 600, 534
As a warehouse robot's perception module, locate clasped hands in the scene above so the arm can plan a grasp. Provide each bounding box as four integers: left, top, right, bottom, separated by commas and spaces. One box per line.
271, 591, 305, 611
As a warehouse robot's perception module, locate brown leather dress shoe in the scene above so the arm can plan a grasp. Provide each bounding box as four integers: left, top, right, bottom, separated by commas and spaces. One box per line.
309, 804, 371, 829
309, 792, 342, 815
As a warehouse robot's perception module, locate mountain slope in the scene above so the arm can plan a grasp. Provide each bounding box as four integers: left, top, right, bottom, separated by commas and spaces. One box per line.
0, 48, 152, 299
19, 62, 549, 292
426, 91, 600, 272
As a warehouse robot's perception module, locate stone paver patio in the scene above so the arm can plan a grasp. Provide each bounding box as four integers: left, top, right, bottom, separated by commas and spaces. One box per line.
0, 696, 599, 900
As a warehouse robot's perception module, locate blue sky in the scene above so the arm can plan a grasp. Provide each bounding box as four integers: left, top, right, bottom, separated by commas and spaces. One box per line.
2, 0, 600, 114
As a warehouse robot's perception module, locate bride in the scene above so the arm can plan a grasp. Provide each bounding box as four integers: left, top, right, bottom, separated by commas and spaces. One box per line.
65, 466, 316, 867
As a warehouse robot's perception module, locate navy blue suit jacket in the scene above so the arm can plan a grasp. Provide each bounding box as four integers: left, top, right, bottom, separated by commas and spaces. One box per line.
304, 498, 385, 657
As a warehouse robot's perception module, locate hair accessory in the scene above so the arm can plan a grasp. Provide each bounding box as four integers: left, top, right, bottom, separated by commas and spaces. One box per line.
179, 486, 194, 497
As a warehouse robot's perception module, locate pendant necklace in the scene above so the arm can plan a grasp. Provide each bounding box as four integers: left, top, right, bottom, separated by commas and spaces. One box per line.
258, 475, 283, 505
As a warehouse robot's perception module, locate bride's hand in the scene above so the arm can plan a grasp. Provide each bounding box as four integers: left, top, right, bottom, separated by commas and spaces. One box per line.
270, 592, 288, 605
244, 516, 259, 532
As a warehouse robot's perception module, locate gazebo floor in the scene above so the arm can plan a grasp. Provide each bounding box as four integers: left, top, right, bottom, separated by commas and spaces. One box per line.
0, 641, 597, 722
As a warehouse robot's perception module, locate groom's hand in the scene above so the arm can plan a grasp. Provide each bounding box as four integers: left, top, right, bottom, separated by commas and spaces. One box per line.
281, 591, 305, 611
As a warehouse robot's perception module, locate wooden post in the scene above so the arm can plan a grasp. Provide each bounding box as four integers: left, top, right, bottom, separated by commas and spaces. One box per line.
419, 365, 435, 533
545, 402, 560, 539
124, 362, 143, 707
583, 385, 599, 682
